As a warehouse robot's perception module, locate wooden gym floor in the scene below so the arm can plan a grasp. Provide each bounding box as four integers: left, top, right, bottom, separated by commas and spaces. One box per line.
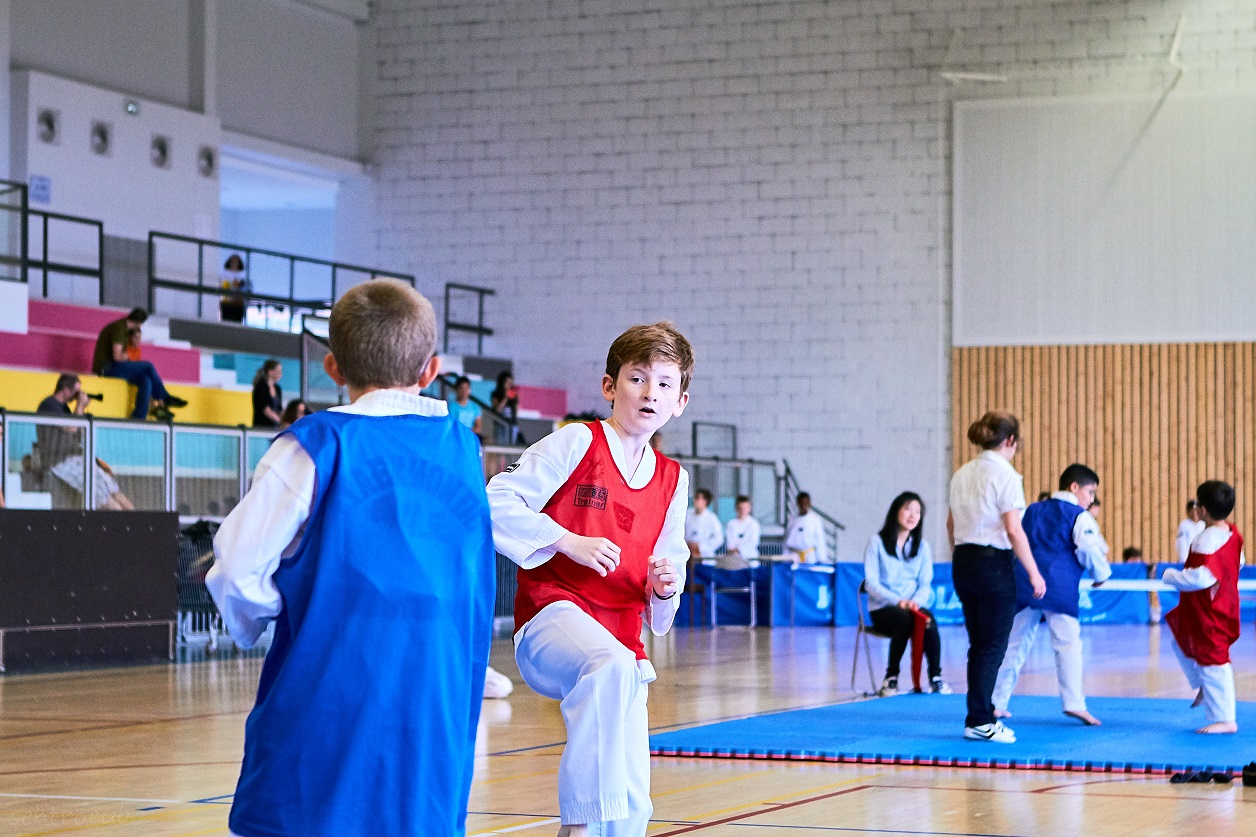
0, 624, 1251, 836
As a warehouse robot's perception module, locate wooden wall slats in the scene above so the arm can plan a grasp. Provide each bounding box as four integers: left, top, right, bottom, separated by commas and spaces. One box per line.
952, 342, 1255, 563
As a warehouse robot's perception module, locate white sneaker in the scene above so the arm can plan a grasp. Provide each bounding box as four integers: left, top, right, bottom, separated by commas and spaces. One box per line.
963, 721, 1016, 743
930, 677, 953, 695
483, 666, 514, 699
877, 676, 898, 697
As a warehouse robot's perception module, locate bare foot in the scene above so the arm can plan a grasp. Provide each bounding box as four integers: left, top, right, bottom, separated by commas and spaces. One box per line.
1190, 688, 1205, 708
1064, 710, 1102, 726
1196, 722, 1238, 734
557, 826, 589, 837
993, 709, 1012, 719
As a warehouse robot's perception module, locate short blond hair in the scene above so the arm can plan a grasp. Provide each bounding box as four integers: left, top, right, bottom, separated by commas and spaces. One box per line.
328, 279, 437, 389
605, 321, 695, 392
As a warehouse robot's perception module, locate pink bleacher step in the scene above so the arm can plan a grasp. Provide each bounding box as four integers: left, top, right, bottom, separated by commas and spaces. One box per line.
28, 299, 131, 337
5, 299, 202, 384
516, 384, 567, 419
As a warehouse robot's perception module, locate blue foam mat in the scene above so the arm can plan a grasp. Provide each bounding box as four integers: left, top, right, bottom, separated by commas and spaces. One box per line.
650, 695, 1256, 773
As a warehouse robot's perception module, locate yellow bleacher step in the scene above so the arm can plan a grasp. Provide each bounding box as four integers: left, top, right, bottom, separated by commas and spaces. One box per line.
0, 368, 253, 427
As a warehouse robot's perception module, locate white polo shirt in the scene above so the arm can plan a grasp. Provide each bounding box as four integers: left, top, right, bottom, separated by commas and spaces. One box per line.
948, 450, 1026, 550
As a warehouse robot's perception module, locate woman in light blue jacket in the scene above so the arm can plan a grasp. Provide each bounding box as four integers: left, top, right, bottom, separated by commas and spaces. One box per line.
863, 491, 950, 696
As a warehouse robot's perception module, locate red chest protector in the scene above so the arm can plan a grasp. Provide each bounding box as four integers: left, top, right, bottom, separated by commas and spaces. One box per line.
1165, 524, 1243, 666
514, 424, 680, 660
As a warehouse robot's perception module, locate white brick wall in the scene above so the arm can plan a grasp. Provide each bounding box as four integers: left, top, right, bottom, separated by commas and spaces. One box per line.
370, 0, 1255, 554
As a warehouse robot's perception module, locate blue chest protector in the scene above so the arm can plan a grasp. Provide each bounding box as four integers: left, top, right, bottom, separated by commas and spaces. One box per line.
1015, 499, 1086, 616
229, 410, 494, 837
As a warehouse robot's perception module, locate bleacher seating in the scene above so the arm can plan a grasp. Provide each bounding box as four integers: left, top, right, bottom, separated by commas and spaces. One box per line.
7, 299, 201, 383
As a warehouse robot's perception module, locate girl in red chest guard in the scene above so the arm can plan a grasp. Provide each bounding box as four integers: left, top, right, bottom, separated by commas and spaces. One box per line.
1163, 480, 1243, 734
488, 323, 695, 837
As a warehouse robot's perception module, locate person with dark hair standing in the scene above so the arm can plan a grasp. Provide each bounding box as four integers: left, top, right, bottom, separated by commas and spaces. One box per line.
93, 308, 186, 420
220, 253, 250, 323
947, 411, 1046, 744
491, 370, 519, 444
863, 492, 950, 696
1163, 480, 1243, 734
447, 375, 483, 435
992, 463, 1111, 726
251, 359, 284, 428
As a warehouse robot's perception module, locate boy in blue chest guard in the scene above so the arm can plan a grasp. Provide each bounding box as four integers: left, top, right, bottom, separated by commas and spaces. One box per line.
992, 463, 1111, 726
207, 279, 495, 837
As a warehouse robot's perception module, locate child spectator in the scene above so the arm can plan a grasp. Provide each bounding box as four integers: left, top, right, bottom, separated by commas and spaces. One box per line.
448, 375, 483, 435
992, 464, 1111, 726
1163, 480, 1243, 734
1175, 499, 1206, 563
125, 326, 142, 361
685, 488, 724, 558
487, 321, 693, 837
785, 492, 828, 563
1121, 546, 1144, 563
724, 495, 761, 559
207, 279, 495, 836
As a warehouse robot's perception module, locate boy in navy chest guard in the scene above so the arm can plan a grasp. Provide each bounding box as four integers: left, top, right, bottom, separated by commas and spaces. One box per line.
488, 322, 694, 837
207, 279, 495, 837
992, 464, 1111, 726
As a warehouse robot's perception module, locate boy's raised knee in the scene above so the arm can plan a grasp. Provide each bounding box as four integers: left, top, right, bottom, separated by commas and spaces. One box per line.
579, 646, 639, 689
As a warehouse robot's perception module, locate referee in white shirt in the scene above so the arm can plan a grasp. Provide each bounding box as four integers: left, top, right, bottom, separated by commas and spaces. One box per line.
947, 411, 1046, 744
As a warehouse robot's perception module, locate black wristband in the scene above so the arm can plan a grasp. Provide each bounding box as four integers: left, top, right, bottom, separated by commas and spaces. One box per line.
655, 589, 677, 601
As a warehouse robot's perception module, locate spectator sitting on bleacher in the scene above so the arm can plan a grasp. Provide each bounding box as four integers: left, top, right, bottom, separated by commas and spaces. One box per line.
279, 399, 308, 429
36, 374, 134, 510
126, 326, 143, 360
724, 495, 761, 559
92, 308, 186, 421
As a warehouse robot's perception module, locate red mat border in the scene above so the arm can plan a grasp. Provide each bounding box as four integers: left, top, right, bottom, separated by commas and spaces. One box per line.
650, 746, 1232, 775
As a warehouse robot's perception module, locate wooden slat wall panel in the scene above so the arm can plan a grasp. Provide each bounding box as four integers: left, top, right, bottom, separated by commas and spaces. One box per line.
951, 343, 1256, 563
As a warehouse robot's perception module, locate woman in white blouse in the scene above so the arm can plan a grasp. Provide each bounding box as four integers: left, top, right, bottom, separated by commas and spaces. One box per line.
863, 492, 951, 697
947, 412, 1046, 744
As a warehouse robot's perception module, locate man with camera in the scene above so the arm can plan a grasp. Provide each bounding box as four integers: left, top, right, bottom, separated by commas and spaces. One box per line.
35, 374, 133, 510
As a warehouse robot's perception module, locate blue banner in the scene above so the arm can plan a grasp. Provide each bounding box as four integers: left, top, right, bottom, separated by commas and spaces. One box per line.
674, 559, 1231, 629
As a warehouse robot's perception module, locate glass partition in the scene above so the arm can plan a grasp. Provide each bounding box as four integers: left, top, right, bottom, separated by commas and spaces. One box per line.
3, 414, 89, 509
174, 427, 242, 518
245, 431, 277, 492
93, 422, 169, 511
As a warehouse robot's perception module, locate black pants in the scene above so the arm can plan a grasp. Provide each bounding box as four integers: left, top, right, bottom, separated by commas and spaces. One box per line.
951, 544, 1017, 728
869, 605, 941, 680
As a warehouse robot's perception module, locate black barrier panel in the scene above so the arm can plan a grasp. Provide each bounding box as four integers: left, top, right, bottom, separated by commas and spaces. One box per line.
0, 510, 179, 671
3, 624, 172, 670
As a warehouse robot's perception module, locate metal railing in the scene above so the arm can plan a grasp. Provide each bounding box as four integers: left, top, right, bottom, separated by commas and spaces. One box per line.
1, 408, 277, 518
0, 180, 105, 303
147, 231, 416, 331
0, 181, 28, 284
444, 282, 494, 354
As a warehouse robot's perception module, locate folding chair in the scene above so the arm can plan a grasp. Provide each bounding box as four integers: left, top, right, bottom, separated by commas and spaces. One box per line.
850, 580, 894, 693
708, 555, 760, 627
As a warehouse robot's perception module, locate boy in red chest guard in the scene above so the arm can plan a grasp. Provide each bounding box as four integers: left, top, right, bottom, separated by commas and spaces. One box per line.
488, 322, 694, 837
1163, 480, 1244, 734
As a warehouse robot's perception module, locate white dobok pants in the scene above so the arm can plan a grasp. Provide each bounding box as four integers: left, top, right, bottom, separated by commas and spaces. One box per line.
992, 608, 1087, 714
515, 601, 652, 836
1171, 636, 1236, 724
